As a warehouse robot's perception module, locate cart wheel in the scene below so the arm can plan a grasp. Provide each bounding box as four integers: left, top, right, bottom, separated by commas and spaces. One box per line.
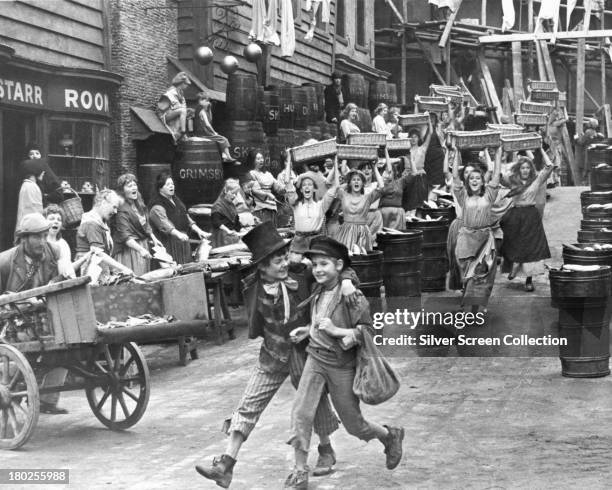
0, 344, 39, 450
85, 342, 150, 431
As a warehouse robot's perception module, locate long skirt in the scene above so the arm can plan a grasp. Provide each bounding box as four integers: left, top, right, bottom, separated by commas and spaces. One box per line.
457, 233, 497, 307
447, 218, 464, 291
380, 206, 406, 231
164, 235, 192, 265
367, 209, 383, 244
403, 174, 428, 211
113, 238, 151, 276
253, 208, 278, 227
500, 206, 550, 275
336, 222, 372, 253
325, 217, 341, 240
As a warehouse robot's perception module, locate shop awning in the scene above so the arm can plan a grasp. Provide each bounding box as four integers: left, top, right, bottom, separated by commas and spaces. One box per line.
334, 55, 391, 81
130, 106, 171, 141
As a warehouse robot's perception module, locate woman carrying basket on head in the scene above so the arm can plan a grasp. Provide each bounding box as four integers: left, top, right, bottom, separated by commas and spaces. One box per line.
452, 144, 502, 313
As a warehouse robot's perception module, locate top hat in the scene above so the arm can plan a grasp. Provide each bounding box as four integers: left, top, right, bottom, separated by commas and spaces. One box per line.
304, 236, 351, 268
242, 221, 290, 264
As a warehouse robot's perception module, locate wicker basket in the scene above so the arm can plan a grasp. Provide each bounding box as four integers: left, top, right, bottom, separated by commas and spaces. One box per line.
530, 89, 559, 102
337, 144, 379, 161
501, 132, 542, 152
290, 138, 337, 164
514, 113, 548, 126
416, 100, 448, 113
486, 123, 525, 136
398, 113, 430, 130
558, 91, 567, 108
429, 85, 463, 105
520, 100, 554, 114
347, 133, 387, 147
527, 79, 557, 91
60, 188, 84, 228
416, 95, 447, 104
447, 130, 501, 150
386, 139, 412, 152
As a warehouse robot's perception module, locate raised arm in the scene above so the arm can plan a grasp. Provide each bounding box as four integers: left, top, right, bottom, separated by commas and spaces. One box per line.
489, 146, 502, 187
451, 143, 461, 185
373, 161, 384, 189
422, 112, 434, 151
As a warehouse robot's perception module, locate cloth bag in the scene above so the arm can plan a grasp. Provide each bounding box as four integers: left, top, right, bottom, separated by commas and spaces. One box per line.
353, 328, 400, 405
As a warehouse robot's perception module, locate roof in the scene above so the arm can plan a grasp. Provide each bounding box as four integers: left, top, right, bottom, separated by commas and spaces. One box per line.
130, 106, 171, 141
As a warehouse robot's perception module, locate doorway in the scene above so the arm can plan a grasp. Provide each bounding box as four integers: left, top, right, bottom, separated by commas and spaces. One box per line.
1, 110, 38, 251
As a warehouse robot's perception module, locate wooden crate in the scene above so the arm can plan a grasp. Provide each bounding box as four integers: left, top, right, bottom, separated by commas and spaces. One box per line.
46, 283, 97, 344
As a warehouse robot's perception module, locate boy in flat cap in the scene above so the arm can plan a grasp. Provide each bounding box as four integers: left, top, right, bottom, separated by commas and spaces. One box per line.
196, 222, 359, 487
159, 71, 191, 142
284, 236, 404, 489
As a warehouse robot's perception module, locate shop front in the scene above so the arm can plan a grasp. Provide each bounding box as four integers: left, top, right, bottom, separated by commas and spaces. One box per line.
0, 44, 121, 249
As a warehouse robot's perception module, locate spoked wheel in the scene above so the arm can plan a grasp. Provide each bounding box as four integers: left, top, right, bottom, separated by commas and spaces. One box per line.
0, 344, 39, 450
85, 342, 150, 431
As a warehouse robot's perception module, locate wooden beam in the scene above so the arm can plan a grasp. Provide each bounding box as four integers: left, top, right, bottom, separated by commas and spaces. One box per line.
576, 33, 586, 134
193, 0, 214, 87
445, 40, 451, 84
511, 41, 525, 108
384, 0, 405, 24
538, 40, 556, 81
401, 0, 407, 105
479, 29, 612, 44
583, 0, 592, 34
535, 39, 547, 81
602, 15, 606, 106
527, 0, 534, 79
557, 56, 601, 108
415, 36, 446, 85
438, 1, 463, 48
478, 50, 503, 122
458, 77, 479, 106
596, 104, 612, 137
481, 0, 487, 26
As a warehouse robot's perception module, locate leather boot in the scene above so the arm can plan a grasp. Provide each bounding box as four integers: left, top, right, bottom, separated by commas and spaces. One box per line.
195, 454, 236, 488
312, 443, 336, 476
382, 425, 404, 470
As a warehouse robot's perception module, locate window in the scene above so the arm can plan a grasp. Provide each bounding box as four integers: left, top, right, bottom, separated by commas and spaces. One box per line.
356, 0, 365, 47
336, 0, 346, 38
48, 119, 110, 192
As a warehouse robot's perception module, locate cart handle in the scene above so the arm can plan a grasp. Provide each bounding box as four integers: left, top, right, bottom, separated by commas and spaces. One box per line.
0, 276, 91, 307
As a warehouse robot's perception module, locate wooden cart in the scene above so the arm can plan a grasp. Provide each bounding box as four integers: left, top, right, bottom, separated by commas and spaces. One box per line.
0, 277, 209, 450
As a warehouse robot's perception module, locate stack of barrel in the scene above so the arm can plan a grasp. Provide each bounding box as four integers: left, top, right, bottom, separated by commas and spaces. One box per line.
377, 231, 424, 301
404, 218, 450, 292
343, 74, 398, 134
578, 143, 612, 244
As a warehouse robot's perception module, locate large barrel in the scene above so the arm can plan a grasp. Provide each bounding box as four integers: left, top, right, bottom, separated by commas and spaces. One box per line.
303, 82, 325, 121
387, 82, 398, 105
265, 135, 284, 177
355, 107, 373, 133
583, 207, 612, 220
417, 206, 456, 222
377, 231, 423, 297
226, 73, 258, 121
279, 86, 295, 129
587, 144, 612, 170
262, 87, 280, 136
292, 87, 309, 130
138, 163, 171, 205
405, 219, 449, 292
549, 266, 612, 378
342, 74, 367, 107
351, 251, 383, 298
580, 190, 612, 213
581, 218, 612, 231
301, 84, 318, 125
368, 80, 390, 111
578, 229, 612, 244
563, 243, 612, 269
173, 139, 224, 207
591, 164, 612, 191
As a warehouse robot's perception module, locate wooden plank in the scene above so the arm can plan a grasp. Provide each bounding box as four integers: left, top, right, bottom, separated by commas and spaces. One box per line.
0, 277, 90, 307
576, 34, 586, 136
602, 15, 606, 106
401, 0, 407, 105
445, 40, 451, 84
100, 0, 111, 70
70, 285, 97, 343
481, 0, 487, 25
17, 0, 103, 29
192, 0, 215, 87
478, 50, 503, 123
535, 39, 547, 80
438, 0, 463, 48
415, 36, 446, 85
161, 273, 208, 321
458, 77, 479, 106
511, 41, 525, 108
479, 29, 612, 43
596, 104, 612, 138
45, 295, 66, 345
502, 87, 512, 116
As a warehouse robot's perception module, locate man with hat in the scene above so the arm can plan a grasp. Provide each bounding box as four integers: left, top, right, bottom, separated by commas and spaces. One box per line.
159, 71, 191, 142
324, 71, 344, 124
284, 236, 404, 489
196, 222, 359, 487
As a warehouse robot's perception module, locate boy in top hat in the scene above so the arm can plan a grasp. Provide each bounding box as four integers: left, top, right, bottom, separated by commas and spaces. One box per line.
324, 71, 344, 124
196, 222, 360, 487
284, 236, 404, 489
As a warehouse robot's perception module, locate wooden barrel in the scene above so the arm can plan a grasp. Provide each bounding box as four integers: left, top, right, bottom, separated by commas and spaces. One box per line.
173, 139, 224, 207
580, 190, 612, 213
387, 82, 398, 105
223, 120, 268, 164
578, 229, 612, 244
226, 73, 258, 121
368, 80, 390, 111
563, 243, 612, 269
279, 86, 295, 129
303, 82, 325, 121
301, 84, 318, 125
355, 107, 373, 133
351, 251, 383, 298
342, 74, 367, 107
292, 87, 309, 130
405, 219, 449, 292
262, 87, 280, 136
583, 207, 612, 220
377, 231, 423, 297
265, 135, 284, 177
550, 267, 612, 378
587, 144, 612, 170
138, 163, 171, 205
591, 164, 612, 191
581, 218, 612, 231
293, 129, 313, 146
417, 206, 457, 222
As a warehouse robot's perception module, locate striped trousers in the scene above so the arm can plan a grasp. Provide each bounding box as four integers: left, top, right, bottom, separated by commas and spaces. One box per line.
225, 347, 339, 441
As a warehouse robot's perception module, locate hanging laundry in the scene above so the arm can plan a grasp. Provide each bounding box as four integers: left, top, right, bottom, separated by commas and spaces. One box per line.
535, 0, 560, 43
264, 0, 280, 46
567, 0, 577, 30
280, 0, 296, 57
428, 0, 462, 12
250, 0, 266, 42
501, 0, 515, 32
305, 0, 331, 42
